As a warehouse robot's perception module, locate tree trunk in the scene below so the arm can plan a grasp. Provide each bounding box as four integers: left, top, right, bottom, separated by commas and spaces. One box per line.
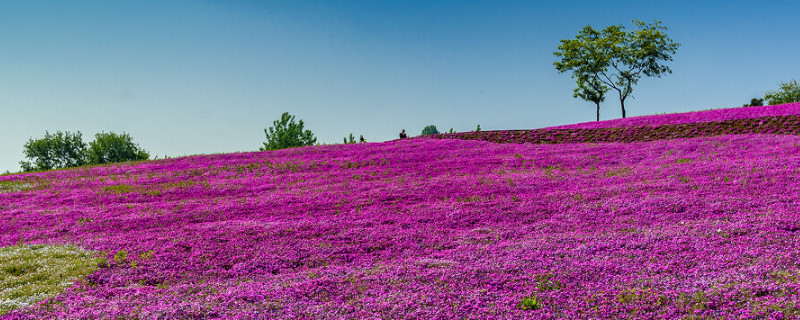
595, 102, 600, 121
620, 97, 627, 118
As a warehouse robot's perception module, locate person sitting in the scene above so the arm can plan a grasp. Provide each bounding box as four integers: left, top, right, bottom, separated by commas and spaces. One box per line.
399, 129, 407, 139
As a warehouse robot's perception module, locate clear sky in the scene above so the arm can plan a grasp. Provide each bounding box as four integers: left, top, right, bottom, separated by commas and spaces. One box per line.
2, 0, 799, 173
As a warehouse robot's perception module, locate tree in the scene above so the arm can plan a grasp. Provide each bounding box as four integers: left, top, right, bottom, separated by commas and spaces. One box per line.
764, 79, 800, 105
260, 112, 317, 151
87, 132, 150, 165
343, 133, 356, 144
574, 74, 608, 121
421, 125, 440, 135
555, 20, 680, 118
20, 131, 87, 172
475, 124, 481, 132
743, 98, 764, 107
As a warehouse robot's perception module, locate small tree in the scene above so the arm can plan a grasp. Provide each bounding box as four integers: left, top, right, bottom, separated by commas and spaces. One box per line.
87, 132, 150, 165
764, 80, 800, 105
555, 20, 680, 118
475, 124, 481, 132
743, 98, 764, 107
421, 125, 440, 135
260, 112, 317, 151
20, 131, 87, 172
343, 133, 356, 144
574, 74, 608, 121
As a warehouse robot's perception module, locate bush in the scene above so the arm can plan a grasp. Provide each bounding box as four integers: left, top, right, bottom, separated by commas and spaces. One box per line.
20, 131, 87, 172
343, 133, 356, 144
743, 98, 764, 107
421, 125, 440, 136
260, 112, 317, 151
765, 80, 800, 105
20, 131, 150, 172
87, 132, 150, 165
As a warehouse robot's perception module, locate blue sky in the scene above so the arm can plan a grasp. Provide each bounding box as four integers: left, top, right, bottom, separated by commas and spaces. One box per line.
2, 0, 799, 172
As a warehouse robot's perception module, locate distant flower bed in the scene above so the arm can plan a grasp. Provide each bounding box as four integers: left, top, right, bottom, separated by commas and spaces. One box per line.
547, 102, 800, 129
4, 135, 800, 318
433, 106, 800, 144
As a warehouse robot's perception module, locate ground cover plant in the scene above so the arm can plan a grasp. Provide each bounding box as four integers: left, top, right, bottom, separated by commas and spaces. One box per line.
549, 102, 800, 129
433, 103, 800, 144
4, 104, 800, 318
0, 245, 100, 315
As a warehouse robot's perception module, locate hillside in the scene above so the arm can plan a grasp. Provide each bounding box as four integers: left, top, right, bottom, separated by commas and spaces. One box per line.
433, 102, 800, 144
3, 104, 800, 319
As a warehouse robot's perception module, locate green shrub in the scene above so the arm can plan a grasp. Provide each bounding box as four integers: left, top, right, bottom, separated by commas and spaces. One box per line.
20, 131, 150, 172
765, 80, 800, 105
20, 131, 87, 172
260, 112, 317, 151
421, 125, 440, 135
87, 132, 149, 165
343, 133, 356, 144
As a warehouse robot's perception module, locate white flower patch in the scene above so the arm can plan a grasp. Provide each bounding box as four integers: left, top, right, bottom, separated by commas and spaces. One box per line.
0, 244, 99, 315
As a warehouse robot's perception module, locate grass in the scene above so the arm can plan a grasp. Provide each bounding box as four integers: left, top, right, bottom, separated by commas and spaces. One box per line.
0, 181, 37, 194
0, 244, 100, 315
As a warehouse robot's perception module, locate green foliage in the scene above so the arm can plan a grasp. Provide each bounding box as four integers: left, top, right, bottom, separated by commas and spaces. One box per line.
0, 180, 35, 193
87, 132, 149, 165
517, 294, 543, 310
534, 274, 564, 291
102, 184, 134, 194
113, 250, 129, 264
343, 133, 356, 144
421, 125, 440, 136
475, 124, 481, 132
260, 112, 317, 151
555, 20, 680, 118
744, 98, 764, 107
20, 131, 87, 172
344, 134, 366, 143
765, 79, 800, 105
574, 74, 608, 121
0, 244, 100, 315
20, 131, 150, 172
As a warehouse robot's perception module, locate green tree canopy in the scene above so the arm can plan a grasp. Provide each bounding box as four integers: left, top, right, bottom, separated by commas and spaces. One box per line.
743, 98, 764, 107
260, 112, 317, 151
87, 132, 150, 165
20, 131, 87, 172
574, 74, 608, 121
343, 133, 356, 144
421, 125, 440, 135
555, 20, 680, 118
764, 80, 800, 105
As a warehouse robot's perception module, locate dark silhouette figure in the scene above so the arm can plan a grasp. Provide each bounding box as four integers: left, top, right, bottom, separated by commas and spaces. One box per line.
359, 135, 366, 143
399, 129, 408, 139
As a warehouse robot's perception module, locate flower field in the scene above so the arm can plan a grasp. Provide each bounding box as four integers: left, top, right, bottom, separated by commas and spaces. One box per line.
4, 106, 800, 318
549, 102, 800, 129
433, 103, 800, 144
